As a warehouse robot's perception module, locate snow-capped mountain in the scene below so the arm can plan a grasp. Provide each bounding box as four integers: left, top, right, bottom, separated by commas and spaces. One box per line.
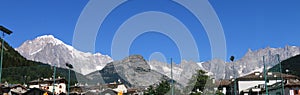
200, 46, 300, 79
15, 35, 113, 75
15, 35, 300, 81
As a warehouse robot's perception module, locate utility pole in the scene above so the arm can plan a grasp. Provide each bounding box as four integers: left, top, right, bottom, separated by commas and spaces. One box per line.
263, 56, 268, 95
0, 26, 12, 83
52, 64, 56, 95
276, 54, 284, 95
66, 63, 73, 95
171, 58, 174, 95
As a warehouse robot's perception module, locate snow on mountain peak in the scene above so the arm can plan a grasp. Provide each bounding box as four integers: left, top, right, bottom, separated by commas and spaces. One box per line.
16, 35, 113, 75
35, 35, 64, 46
36, 35, 55, 39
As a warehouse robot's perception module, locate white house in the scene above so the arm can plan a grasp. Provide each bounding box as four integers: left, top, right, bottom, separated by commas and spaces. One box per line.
28, 77, 67, 94
263, 78, 300, 95
10, 84, 27, 94
236, 72, 299, 95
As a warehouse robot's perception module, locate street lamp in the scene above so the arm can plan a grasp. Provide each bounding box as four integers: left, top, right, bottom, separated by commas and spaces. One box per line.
0, 26, 12, 83
286, 69, 289, 74
230, 56, 237, 95
66, 63, 73, 95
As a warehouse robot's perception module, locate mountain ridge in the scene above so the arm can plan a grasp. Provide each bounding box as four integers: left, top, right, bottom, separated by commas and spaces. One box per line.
0, 38, 87, 84
15, 35, 300, 80
85, 55, 174, 88
15, 35, 113, 75
201, 45, 300, 79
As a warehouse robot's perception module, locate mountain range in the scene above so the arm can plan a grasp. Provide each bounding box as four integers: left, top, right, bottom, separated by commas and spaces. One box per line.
85, 55, 172, 88
15, 35, 300, 81
200, 45, 300, 79
0, 37, 87, 85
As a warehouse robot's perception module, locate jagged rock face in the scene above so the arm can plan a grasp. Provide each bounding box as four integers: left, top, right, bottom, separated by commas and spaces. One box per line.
200, 46, 300, 79
15, 35, 113, 75
149, 60, 200, 87
86, 55, 170, 87
120, 55, 151, 73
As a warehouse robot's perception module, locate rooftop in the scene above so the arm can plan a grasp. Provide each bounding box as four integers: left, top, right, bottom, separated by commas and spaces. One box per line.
237, 72, 299, 81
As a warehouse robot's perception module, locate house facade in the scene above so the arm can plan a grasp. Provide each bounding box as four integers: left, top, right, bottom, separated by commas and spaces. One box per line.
264, 78, 300, 95
10, 84, 27, 95
236, 72, 299, 95
218, 72, 300, 95
28, 77, 67, 94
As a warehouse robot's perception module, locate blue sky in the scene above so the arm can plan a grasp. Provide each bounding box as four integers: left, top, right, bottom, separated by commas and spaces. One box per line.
1, 0, 300, 63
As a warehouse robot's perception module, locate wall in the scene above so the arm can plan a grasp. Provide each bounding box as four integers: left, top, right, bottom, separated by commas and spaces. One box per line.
238, 80, 279, 93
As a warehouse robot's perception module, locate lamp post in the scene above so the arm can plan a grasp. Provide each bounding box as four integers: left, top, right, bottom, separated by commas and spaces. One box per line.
66, 63, 73, 95
52, 64, 56, 95
286, 69, 289, 74
263, 56, 268, 95
276, 54, 284, 95
0, 26, 12, 83
170, 58, 174, 95
230, 56, 237, 95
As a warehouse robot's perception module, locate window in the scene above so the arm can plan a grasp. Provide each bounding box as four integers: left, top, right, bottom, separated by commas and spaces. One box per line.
59, 85, 62, 88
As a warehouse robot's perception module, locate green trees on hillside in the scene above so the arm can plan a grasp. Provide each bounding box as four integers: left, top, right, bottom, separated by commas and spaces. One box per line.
269, 54, 300, 77
145, 80, 170, 95
144, 69, 224, 95
186, 70, 223, 95
0, 39, 78, 84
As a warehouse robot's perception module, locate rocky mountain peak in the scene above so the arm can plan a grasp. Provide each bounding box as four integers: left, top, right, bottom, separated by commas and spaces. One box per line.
248, 48, 252, 52
201, 45, 300, 79
16, 35, 113, 75
34, 35, 64, 46
86, 55, 170, 87
119, 55, 151, 73
122, 55, 145, 63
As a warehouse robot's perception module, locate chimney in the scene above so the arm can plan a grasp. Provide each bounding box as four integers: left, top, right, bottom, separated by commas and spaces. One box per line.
212, 78, 215, 84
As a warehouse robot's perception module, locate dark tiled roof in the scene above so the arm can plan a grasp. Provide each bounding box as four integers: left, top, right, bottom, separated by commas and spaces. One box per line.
28, 78, 67, 84
237, 72, 299, 81
23, 88, 53, 95
262, 79, 300, 92
10, 84, 27, 89
286, 79, 300, 87
217, 80, 232, 86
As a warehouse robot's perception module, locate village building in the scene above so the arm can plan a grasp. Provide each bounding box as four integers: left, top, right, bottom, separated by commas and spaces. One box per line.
219, 72, 300, 95
261, 78, 300, 95
237, 72, 299, 95
23, 88, 53, 95
27, 77, 67, 95
10, 84, 27, 95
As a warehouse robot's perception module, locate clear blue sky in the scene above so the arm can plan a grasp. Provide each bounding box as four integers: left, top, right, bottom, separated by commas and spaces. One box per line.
1, 0, 299, 63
